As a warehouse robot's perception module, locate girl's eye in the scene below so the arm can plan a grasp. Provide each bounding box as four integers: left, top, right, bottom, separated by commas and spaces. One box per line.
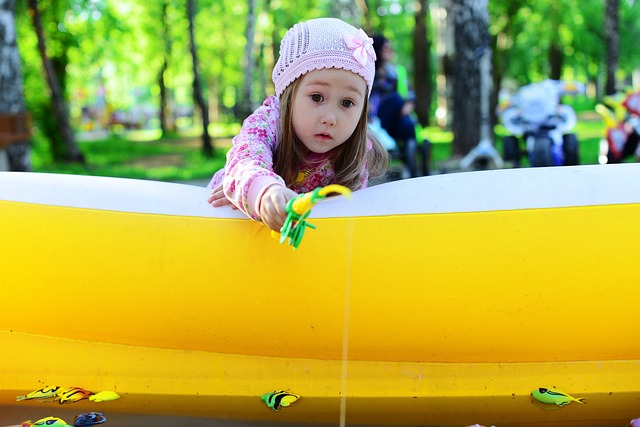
311, 94, 323, 102
341, 99, 355, 108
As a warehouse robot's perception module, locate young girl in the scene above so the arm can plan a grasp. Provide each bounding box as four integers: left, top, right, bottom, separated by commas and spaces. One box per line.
207, 17, 388, 232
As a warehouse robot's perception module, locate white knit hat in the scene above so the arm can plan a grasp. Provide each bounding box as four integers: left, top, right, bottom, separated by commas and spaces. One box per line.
272, 18, 376, 98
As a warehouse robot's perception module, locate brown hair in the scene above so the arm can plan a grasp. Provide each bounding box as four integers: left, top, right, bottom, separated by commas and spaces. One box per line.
274, 79, 388, 189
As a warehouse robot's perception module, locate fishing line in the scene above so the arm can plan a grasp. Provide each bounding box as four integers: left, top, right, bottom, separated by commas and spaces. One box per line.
339, 217, 355, 427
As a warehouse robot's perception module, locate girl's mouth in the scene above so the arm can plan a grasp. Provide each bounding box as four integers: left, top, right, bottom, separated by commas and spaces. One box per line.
315, 133, 332, 140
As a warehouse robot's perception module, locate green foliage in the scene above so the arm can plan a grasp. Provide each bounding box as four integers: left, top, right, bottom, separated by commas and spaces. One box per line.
18, 0, 635, 121
490, 0, 640, 87
12, 0, 639, 172
16, 0, 427, 126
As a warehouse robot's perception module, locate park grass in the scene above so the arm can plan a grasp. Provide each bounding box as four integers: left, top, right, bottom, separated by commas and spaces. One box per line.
32, 124, 237, 182
33, 110, 605, 181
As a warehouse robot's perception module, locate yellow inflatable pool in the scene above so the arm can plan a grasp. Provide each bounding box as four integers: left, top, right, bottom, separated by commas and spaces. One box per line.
1, 164, 639, 426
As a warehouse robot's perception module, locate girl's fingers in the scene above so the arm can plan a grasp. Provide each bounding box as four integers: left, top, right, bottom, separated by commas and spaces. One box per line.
260, 188, 287, 231
208, 184, 231, 207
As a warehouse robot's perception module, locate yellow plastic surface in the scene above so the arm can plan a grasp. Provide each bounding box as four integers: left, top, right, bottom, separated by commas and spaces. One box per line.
1, 199, 639, 425
1, 331, 638, 426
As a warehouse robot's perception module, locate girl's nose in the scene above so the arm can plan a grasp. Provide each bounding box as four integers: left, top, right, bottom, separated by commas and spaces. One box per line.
321, 108, 336, 126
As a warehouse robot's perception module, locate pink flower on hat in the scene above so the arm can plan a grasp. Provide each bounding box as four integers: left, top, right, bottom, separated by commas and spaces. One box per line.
343, 29, 376, 67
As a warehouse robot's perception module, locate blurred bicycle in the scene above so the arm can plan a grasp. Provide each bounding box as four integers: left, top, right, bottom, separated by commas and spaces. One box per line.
596, 90, 640, 164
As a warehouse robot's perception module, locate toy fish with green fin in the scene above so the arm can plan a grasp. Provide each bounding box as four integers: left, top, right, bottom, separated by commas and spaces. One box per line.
32, 417, 68, 426
261, 390, 300, 411
16, 386, 62, 401
531, 387, 587, 406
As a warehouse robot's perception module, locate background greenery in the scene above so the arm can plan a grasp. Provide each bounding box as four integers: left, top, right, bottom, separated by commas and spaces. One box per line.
12, 0, 640, 180
29, 105, 604, 181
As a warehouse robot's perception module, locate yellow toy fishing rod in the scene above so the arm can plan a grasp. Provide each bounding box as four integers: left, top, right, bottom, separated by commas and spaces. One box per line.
272, 184, 351, 249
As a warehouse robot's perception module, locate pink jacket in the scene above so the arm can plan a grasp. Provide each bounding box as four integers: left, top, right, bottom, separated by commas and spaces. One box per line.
209, 95, 370, 220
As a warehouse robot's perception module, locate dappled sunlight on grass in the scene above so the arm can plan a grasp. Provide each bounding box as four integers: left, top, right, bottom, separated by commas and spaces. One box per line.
421, 125, 453, 144
33, 131, 227, 182
575, 113, 606, 139
175, 122, 242, 138
125, 129, 163, 141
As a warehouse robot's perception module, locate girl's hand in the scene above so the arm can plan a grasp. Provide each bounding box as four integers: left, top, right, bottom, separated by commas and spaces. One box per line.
208, 184, 235, 208
259, 185, 297, 232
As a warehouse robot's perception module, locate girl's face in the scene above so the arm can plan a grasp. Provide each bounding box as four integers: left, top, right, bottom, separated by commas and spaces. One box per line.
291, 68, 367, 154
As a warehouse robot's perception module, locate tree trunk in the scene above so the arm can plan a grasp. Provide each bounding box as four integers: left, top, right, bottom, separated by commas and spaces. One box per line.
605, 0, 620, 95
187, 0, 213, 156
159, 0, 175, 136
159, 56, 169, 136
238, 0, 256, 120
545, 2, 565, 82
450, 0, 488, 156
548, 38, 563, 80
358, 0, 373, 34
28, 0, 84, 163
490, 1, 525, 132
412, 0, 432, 128
0, 0, 31, 171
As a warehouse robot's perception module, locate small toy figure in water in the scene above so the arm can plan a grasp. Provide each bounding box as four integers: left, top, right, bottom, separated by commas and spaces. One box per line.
261, 390, 300, 411
531, 386, 586, 406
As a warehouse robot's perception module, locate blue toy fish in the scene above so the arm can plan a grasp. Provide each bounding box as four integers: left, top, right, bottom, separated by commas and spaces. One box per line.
72, 412, 107, 427
261, 390, 300, 411
531, 386, 586, 406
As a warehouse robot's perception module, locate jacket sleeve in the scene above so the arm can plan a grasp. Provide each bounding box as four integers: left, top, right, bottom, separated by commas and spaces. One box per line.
222, 96, 286, 220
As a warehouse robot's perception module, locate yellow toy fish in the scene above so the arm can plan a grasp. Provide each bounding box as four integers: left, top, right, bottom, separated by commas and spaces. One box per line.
56, 386, 94, 404
16, 386, 62, 401
531, 386, 587, 406
89, 390, 121, 402
32, 417, 68, 426
261, 390, 300, 411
